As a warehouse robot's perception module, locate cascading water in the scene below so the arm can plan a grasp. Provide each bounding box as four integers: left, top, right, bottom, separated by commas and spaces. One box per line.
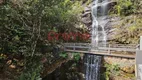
84, 54, 101, 80
91, 0, 109, 48
84, 0, 110, 80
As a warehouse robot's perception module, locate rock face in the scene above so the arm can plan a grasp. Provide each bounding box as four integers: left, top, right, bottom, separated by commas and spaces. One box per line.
81, 6, 92, 28
104, 57, 135, 74
104, 56, 135, 80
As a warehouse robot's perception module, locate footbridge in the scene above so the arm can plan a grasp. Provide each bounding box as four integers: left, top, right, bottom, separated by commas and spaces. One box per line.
63, 36, 142, 80
63, 43, 138, 59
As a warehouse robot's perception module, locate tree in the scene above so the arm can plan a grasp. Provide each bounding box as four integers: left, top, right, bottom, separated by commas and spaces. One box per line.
0, 0, 83, 79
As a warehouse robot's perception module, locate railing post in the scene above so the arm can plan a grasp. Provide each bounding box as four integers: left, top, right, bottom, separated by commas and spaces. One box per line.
108, 44, 111, 54
136, 36, 142, 80
140, 36, 142, 50
64, 43, 66, 51
73, 43, 75, 51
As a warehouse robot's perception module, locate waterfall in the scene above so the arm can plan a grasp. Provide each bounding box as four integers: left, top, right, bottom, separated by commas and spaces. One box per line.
84, 54, 101, 80
91, 0, 109, 48
84, 0, 110, 80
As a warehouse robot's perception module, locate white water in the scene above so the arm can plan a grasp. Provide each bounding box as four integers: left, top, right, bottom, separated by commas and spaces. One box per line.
84, 54, 101, 80
91, 0, 109, 49
85, 0, 110, 80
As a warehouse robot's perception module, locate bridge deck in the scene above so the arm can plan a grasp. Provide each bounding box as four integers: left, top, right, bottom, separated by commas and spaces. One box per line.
63, 43, 137, 59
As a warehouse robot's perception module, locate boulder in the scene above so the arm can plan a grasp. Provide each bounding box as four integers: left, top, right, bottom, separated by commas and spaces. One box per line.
121, 65, 135, 74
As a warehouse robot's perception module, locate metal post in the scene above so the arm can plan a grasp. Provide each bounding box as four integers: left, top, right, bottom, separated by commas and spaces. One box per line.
64, 44, 66, 51
136, 36, 142, 80
140, 36, 142, 50
108, 44, 111, 54
73, 43, 75, 51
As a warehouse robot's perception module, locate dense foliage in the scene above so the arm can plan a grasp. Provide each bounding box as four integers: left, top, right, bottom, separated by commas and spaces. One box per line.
0, 0, 83, 80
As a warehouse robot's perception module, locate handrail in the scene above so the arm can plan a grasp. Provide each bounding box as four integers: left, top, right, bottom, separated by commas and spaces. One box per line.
63, 43, 136, 58
64, 43, 137, 46
63, 43, 138, 52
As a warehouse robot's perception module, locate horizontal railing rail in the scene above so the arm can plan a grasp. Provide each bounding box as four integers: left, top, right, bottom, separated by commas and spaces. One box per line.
63, 43, 137, 58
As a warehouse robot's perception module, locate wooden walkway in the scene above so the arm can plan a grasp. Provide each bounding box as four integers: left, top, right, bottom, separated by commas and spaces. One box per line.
63, 43, 138, 59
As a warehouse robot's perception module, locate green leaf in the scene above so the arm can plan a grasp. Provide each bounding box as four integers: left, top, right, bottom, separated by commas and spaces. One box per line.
59, 52, 68, 58
73, 53, 80, 61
